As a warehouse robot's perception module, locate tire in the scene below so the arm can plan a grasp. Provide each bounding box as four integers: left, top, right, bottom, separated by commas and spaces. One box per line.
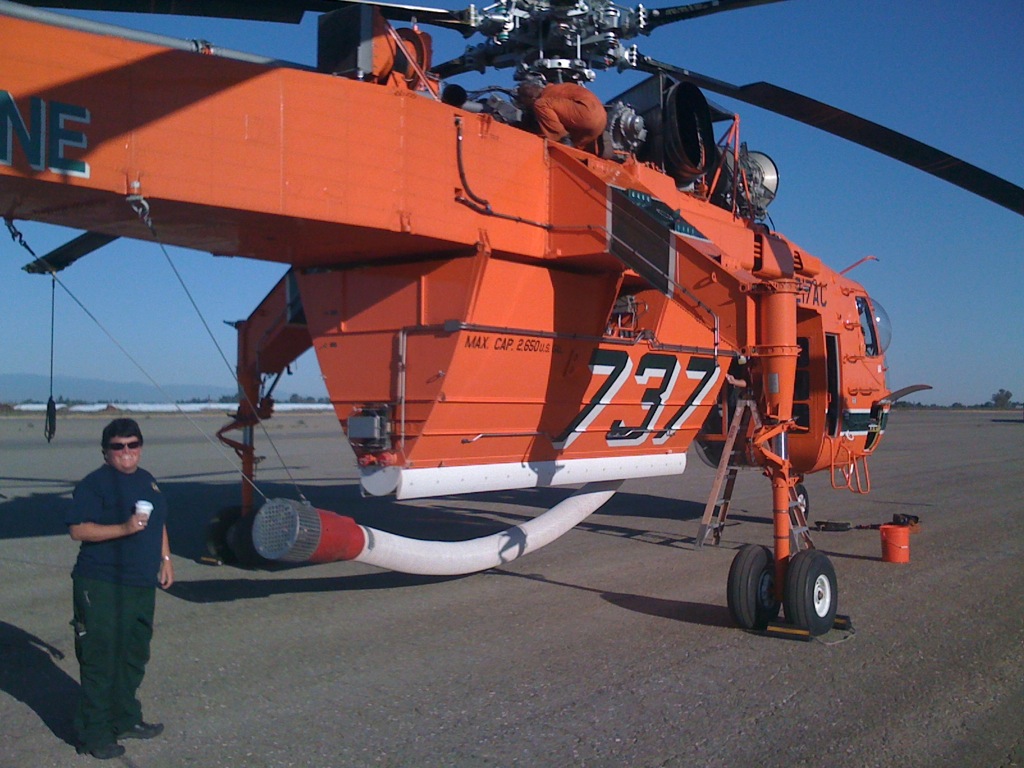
205, 506, 243, 563
783, 549, 838, 636
727, 544, 781, 630
225, 512, 273, 568
206, 506, 270, 568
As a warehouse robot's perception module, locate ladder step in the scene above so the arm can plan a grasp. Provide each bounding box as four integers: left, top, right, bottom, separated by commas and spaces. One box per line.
697, 398, 757, 549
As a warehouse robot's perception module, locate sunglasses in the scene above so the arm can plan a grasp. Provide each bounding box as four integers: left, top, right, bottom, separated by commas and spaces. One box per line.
107, 440, 142, 452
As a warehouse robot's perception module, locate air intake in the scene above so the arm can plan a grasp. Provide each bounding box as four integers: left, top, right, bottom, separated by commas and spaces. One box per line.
252, 498, 365, 563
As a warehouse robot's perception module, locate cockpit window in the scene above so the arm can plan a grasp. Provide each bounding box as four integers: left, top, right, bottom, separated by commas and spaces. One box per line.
871, 298, 892, 354
856, 295, 891, 357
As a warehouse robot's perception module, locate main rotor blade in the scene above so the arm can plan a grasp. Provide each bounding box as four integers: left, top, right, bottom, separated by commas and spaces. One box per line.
645, 0, 788, 34
638, 57, 1024, 216
351, 0, 474, 30
22, 231, 118, 274
22, 0, 475, 29
18, 1, 317, 22
431, 53, 475, 79
877, 384, 932, 405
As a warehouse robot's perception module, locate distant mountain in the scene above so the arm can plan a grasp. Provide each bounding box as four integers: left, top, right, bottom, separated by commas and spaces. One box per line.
0, 373, 236, 404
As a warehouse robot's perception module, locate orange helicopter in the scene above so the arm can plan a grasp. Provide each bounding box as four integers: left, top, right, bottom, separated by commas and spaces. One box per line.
2, 0, 1021, 637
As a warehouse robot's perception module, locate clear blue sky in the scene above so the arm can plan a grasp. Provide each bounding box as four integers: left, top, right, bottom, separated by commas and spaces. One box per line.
2, 0, 1022, 405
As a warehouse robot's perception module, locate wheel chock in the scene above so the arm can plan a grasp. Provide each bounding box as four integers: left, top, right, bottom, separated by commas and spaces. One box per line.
761, 614, 853, 641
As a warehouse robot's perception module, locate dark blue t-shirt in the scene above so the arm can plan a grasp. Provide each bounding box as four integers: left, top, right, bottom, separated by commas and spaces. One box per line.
66, 463, 168, 588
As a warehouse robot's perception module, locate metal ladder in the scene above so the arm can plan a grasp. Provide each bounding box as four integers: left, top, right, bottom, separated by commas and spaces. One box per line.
788, 483, 814, 551
695, 396, 815, 551
695, 399, 755, 548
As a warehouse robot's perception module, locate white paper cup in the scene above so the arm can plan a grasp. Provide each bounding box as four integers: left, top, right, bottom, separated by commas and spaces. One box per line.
135, 500, 154, 519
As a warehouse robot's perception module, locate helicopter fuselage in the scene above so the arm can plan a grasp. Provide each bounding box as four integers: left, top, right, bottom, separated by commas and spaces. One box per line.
0, 7, 891, 504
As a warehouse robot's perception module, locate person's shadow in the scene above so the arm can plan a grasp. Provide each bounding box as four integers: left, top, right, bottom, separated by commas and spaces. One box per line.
0, 621, 78, 745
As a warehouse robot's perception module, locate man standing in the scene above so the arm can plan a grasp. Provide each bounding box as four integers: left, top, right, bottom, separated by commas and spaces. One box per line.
66, 418, 173, 760
516, 81, 607, 151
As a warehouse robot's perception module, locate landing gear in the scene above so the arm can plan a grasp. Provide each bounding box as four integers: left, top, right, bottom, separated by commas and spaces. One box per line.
729, 544, 840, 637
727, 544, 781, 630
783, 548, 838, 636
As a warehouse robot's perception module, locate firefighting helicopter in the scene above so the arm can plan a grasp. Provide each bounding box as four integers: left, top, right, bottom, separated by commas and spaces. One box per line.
2, 0, 1021, 637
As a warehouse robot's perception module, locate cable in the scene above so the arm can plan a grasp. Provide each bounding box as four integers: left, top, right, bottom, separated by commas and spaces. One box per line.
5, 217, 269, 503
125, 197, 308, 503
154, 238, 309, 503
44, 274, 57, 442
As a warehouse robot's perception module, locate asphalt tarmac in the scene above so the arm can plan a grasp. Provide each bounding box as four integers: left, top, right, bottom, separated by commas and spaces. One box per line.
1, 409, 1021, 768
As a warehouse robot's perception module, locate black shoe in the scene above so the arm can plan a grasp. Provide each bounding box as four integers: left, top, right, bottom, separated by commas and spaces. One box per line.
118, 721, 164, 740
76, 743, 126, 760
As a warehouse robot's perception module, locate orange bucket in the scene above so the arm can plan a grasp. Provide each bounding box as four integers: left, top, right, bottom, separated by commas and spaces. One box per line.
880, 524, 911, 563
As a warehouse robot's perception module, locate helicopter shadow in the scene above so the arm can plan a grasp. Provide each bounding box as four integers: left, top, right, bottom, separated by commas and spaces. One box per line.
0, 482, 74, 539
2, 476, 756, 612
0, 465, 759, 556
161, 482, 731, 604
0, 479, 739, 629
164, 481, 722, 563
492, 571, 734, 629
167, 570, 463, 604
0, 621, 78, 746
168, 551, 733, 631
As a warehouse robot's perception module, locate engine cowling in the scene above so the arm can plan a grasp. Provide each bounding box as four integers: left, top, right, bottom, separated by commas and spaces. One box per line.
663, 81, 716, 185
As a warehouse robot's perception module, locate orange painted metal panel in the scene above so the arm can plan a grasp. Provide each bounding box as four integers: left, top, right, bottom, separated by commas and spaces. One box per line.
0, 14, 551, 264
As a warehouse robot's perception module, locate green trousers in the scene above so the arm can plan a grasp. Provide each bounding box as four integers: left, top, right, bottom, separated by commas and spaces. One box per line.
72, 575, 155, 749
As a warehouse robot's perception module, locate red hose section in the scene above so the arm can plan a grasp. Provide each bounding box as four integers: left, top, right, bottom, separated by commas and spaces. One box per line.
309, 511, 366, 563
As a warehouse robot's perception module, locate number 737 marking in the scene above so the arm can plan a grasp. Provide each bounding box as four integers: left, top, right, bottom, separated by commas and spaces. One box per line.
554, 350, 720, 449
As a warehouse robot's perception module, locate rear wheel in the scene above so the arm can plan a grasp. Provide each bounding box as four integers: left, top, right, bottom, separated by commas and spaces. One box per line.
205, 506, 242, 564
783, 549, 838, 636
727, 544, 781, 630
205, 506, 269, 568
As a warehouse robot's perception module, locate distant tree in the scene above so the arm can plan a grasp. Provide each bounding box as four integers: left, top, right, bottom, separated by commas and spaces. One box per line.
991, 389, 1013, 409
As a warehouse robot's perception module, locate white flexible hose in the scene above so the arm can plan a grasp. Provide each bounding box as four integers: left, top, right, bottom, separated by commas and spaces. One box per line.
353, 480, 622, 575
